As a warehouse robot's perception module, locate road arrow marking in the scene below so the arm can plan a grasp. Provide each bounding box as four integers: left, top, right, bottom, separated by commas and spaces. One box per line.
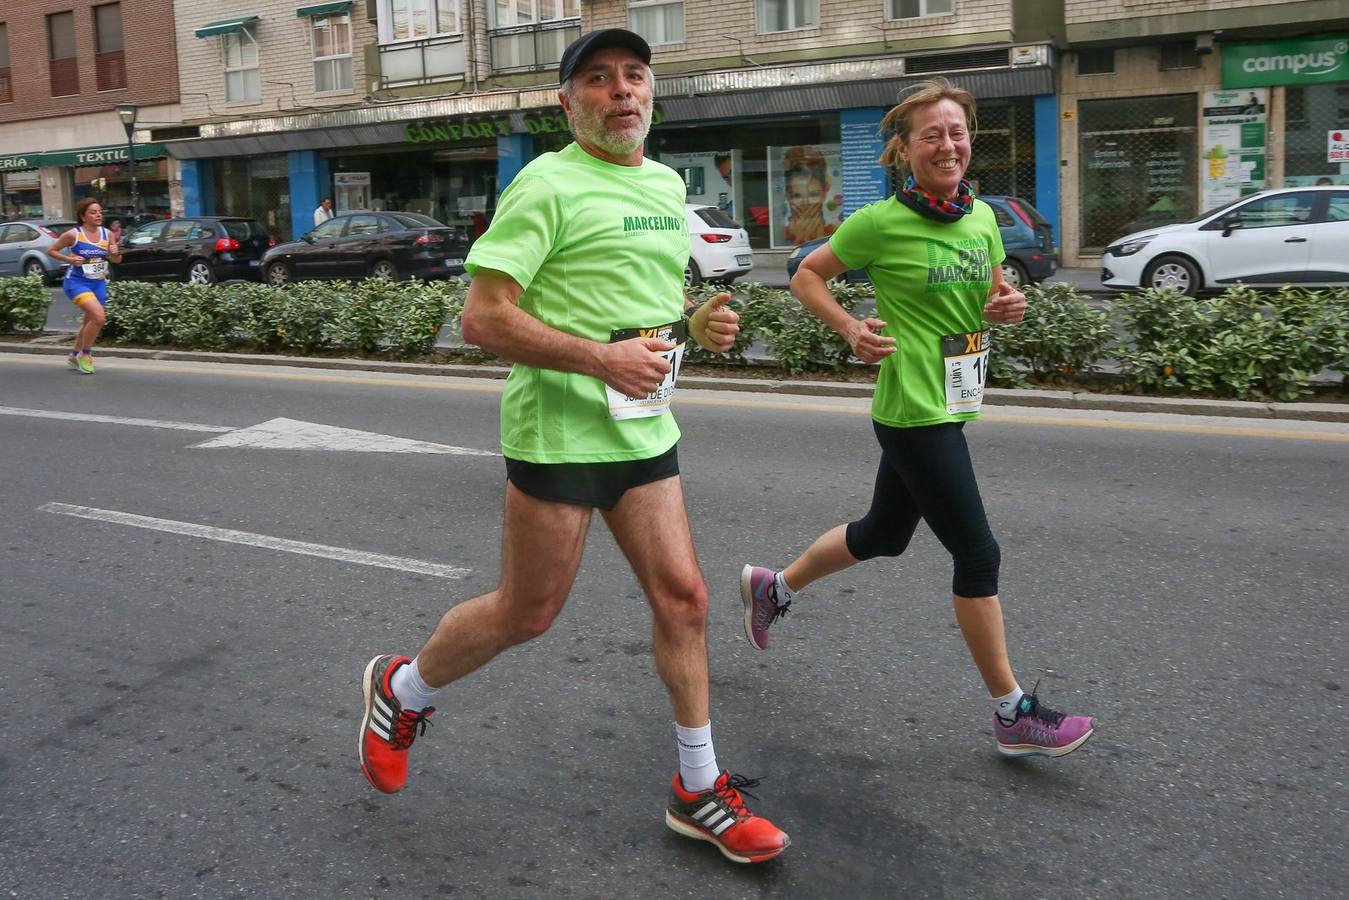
0, 405, 231, 433
40, 502, 470, 579
189, 417, 496, 455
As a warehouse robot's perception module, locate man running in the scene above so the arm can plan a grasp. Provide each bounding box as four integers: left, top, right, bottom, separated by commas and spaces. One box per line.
356, 29, 790, 865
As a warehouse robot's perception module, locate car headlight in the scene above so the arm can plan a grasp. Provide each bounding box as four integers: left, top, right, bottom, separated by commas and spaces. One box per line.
1107, 237, 1154, 257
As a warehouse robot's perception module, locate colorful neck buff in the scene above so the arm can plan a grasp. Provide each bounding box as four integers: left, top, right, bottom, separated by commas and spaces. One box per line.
895, 175, 975, 222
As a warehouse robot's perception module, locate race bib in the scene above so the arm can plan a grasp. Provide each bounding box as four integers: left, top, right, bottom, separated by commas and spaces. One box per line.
941, 329, 990, 415
605, 319, 687, 421
80, 258, 109, 280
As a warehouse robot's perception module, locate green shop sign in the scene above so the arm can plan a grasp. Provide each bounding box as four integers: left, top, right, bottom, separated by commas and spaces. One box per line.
1223, 36, 1349, 88
0, 142, 168, 173
405, 107, 665, 145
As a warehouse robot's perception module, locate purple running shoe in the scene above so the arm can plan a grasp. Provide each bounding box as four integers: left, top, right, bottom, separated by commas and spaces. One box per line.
994, 690, 1095, 758
740, 565, 790, 651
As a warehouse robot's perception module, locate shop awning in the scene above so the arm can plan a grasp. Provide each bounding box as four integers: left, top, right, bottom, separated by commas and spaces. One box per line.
296, 1, 351, 17
194, 16, 259, 38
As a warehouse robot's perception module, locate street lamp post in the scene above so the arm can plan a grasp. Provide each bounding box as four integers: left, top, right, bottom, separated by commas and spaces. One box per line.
115, 102, 138, 223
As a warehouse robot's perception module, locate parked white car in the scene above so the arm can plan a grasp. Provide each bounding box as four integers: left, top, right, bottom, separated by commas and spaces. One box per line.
685, 203, 752, 286
1101, 185, 1349, 296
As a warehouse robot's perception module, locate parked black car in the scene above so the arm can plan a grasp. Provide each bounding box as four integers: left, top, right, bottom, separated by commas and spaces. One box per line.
113, 217, 273, 284
262, 212, 471, 285
785, 195, 1058, 288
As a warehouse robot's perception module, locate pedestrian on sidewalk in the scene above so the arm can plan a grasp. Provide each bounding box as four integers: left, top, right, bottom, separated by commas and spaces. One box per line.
313, 197, 334, 227
48, 197, 119, 375
356, 28, 790, 865
740, 77, 1096, 760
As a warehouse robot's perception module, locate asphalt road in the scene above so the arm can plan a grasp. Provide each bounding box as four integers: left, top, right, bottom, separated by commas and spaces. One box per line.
1, 353, 1345, 899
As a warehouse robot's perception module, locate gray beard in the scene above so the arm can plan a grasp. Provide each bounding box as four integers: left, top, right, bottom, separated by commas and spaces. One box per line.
572, 103, 653, 157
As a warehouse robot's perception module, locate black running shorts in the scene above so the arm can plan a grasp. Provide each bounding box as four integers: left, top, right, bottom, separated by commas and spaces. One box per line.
504, 443, 680, 511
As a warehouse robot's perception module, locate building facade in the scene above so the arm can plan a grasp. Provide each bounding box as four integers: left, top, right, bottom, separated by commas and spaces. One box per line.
1059, 0, 1349, 264
0, 0, 181, 223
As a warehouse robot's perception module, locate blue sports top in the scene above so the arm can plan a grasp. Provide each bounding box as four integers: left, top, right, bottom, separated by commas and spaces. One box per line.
65, 227, 111, 282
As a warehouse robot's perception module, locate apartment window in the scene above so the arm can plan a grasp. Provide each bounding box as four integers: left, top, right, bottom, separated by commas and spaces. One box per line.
385, 0, 460, 40
756, 0, 816, 33
1076, 47, 1115, 76
48, 11, 80, 97
1159, 42, 1198, 71
888, 0, 953, 20
311, 13, 353, 91
223, 28, 261, 100
489, 0, 579, 72
93, 3, 126, 91
628, 0, 684, 45
0, 22, 11, 103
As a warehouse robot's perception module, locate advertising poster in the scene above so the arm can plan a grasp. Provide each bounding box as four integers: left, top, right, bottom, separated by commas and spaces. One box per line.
660, 150, 739, 221
767, 144, 843, 248
1201, 89, 1267, 211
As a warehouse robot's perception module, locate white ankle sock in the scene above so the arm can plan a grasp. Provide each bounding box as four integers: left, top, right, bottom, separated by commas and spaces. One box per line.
675, 721, 719, 792
774, 571, 796, 602
390, 656, 439, 711
992, 686, 1025, 724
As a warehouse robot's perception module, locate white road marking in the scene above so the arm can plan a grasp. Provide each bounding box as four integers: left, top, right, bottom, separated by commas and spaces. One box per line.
39, 502, 470, 579
0, 405, 231, 433
190, 417, 496, 455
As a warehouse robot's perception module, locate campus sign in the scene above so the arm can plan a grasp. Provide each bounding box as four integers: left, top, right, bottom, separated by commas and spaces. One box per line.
405, 106, 665, 145
1223, 36, 1349, 88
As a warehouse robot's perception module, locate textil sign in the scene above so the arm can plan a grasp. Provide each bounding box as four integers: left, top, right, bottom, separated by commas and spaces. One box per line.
1223, 36, 1349, 88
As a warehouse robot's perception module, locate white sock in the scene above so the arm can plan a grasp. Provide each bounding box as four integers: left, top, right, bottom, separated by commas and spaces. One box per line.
992, 686, 1025, 724
774, 571, 796, 602
390, 656, 439, 712
675, 721, 719, 792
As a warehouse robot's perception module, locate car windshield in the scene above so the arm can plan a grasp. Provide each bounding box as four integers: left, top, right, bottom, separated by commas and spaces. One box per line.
693, 207, 739, 229
222, 220, 269, 240
1185, 195, 1250, 223
389, 213, 443, 228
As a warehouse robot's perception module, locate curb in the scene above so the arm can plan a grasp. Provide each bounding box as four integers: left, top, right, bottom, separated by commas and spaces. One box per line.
3, 340, 1345, 424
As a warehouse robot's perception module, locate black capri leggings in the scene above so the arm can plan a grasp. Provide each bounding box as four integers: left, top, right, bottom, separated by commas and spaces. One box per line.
844, 420, 1001, 598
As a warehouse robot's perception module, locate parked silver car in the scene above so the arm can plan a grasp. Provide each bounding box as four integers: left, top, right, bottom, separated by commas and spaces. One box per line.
0, 219, 76, 283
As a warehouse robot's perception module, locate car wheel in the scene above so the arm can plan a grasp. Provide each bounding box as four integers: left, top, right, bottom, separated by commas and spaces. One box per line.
266, 262, 291, 287
684, 259, 702, 288
23, 259, 48, 281
370, 259, 399, 281
1001, 259, 1029, 289
186, 259, 216, 285
1144, 255, 1201, 296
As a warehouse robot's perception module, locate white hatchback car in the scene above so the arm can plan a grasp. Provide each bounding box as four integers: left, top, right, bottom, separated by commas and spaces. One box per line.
1101, 185, 1349, 296
685, 203, 752, 287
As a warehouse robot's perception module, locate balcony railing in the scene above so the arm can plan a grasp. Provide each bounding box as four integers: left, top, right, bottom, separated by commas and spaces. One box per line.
489, 19, 580, 73
378, 33, 465, 88
0, 68, 11, 103
96, 50, 127, 91
50, 57, 79, 97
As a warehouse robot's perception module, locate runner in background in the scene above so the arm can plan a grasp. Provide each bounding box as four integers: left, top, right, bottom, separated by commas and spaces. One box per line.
741, 77, 1097, 761
48, 197, 119, 375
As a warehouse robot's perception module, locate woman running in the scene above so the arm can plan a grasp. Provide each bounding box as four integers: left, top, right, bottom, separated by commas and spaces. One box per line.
740, 78, 1095, 760
49, 197, 120, 374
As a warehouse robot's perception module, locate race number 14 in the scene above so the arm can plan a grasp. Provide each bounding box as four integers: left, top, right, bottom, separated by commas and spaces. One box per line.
941, 329, 990, 415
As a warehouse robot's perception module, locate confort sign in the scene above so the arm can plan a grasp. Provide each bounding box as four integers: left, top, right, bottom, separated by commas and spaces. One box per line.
405, 107, 665, 145
1223, 36, 1349, 88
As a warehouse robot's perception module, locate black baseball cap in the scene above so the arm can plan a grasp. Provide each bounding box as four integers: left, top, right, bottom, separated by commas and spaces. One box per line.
558, 29, 651, 84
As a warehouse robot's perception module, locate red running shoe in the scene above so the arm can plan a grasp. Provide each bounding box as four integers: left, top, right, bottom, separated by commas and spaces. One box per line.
358, 654, 434, 793
666, 770, 791, 863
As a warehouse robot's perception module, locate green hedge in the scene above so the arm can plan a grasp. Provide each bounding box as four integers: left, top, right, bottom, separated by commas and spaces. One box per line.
4, 274, 1346, 400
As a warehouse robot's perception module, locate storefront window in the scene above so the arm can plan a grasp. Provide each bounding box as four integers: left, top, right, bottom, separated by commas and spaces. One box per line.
967, 100, 1037, 203
1283, 84, 1349, 187
74, 158, 171, 222
1079, 94, 1197, 250
328, 148, 499, 236
2, 171, 42, 218
216, 155, 290, 239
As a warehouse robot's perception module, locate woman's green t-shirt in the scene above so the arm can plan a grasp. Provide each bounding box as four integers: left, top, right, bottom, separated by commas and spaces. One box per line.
464, 142, 689, 463
828, 197, 1006, 428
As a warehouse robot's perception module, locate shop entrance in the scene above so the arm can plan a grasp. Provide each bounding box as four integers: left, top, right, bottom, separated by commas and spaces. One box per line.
328, 148, 498, 237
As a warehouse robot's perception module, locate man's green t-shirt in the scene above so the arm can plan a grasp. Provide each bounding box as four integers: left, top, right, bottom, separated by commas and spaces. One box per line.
464, 142, 689, 463
829, 197, 1006, 428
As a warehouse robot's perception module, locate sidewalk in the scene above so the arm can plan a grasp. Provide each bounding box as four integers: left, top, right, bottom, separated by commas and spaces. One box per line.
3, 339, 1344, 423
